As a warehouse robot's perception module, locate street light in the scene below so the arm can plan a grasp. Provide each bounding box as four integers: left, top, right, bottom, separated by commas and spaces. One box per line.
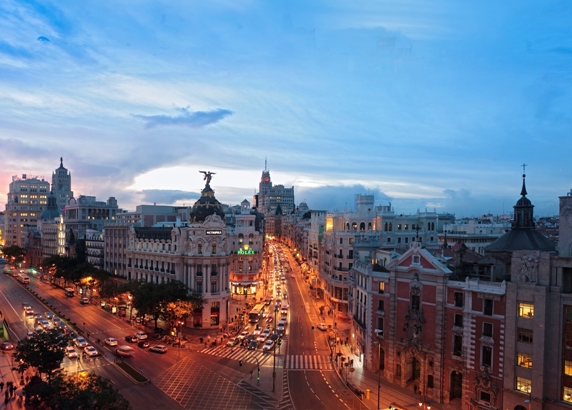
374, 340, 382, 410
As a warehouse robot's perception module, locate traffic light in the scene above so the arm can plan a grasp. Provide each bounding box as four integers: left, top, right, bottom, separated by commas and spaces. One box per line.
239, 360, 243, 367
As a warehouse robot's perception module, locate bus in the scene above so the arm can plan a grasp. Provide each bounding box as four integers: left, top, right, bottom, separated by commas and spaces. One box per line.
17, 274, 30, 284
248, 304, 266, 323
64, 288, 75, 297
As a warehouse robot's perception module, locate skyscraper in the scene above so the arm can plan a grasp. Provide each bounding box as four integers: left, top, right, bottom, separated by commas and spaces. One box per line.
52, 157, 73, 211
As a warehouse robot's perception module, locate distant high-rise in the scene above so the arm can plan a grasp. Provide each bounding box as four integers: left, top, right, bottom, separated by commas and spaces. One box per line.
254, 163, 295, 235
4, 174, 50, 247
52, 157, 73, 210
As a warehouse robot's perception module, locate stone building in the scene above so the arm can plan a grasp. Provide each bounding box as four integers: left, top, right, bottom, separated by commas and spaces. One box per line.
51, 157, 73, 211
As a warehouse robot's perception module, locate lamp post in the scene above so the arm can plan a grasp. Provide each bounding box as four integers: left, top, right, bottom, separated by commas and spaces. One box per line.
374, 340, 381, 410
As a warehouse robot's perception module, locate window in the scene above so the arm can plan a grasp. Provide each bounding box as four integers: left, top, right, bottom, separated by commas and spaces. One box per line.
566, 307, 572, 323
517, 352, 532, 368
397, 237, 401, 244
519, 302, 534, 318
517, 328, 533, 343
340, 238, 343, 244
454, 292, 463, 307
564, 386, 572, 403
397, 224, 402, 230
454, 314, 463, 328
566, 333, 572, 350
413, 255, 419, 263
379, 282, 385, 294
566, 360, 572, 376
376, 317, 384, 334
378, 300, 384, 312
453, 335, 463, 356
484, 299, 493, 316
198, 244, 202, 255
411, 294, 420, 311
483, 322, 493, 337
396, 364, 401, 377
482, 346, 492, 367
211, 244, 216, 254
516, 377, 531, 394
480, 391, 491, 403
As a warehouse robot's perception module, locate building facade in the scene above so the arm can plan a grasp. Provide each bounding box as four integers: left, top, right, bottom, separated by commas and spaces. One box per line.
4, 174, 50, 247
51, 157, 73, 211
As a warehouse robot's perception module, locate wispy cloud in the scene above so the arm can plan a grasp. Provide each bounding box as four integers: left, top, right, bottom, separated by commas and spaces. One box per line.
139, 189, 200, 204
132, 107, 234, 129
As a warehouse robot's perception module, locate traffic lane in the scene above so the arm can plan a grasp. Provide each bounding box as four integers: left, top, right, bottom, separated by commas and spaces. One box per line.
0, 275, 43, 339
289, 370, 348, 410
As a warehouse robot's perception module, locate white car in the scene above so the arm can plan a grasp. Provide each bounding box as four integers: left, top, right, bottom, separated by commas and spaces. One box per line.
134, 332, 148, 340
75, 336, 88, 348
149, 345, 168, 354
257, 329, 271, 343
237, 331, 250, 341
66, 346, 78, 358
116, 345, 135, 357
104, 337, 118, 347
84, 345, 98, 357
262, 339, 275, 351
316, 323, 328, 331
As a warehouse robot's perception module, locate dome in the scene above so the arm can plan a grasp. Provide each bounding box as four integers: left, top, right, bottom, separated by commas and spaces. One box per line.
189, 185, 225, 223
40, 191, 61, 221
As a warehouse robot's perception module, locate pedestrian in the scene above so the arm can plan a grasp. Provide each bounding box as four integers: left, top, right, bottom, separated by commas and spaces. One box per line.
4, 391, 9, 405
0, 309, 3, 316
0, 381, 4, 391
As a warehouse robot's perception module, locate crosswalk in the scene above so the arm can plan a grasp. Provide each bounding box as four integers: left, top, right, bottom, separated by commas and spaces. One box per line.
284, 355, 333, 370
199, 345, 272, 365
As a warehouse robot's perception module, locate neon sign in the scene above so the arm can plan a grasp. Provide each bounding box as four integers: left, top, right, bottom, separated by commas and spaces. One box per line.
237, 249, 255, 255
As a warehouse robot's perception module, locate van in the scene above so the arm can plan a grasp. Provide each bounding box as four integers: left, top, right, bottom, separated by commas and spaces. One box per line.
116, 345, 135, 357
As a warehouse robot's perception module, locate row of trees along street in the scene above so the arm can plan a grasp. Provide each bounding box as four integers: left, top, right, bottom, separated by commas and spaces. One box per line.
103, 279, 205, 333
13, 329, 131, 410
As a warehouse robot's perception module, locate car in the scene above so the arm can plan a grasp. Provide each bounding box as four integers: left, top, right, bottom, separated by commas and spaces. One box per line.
277, 328, 284, 337
24, 307, 34, 316
316, 323, 328, 331
137, 340, 149, 348
38, 319, 51, 329
116, 345, 135, 357
281, 276, 286, 281
264, 299, 271, 306
104, 337, 118, 347
266, 315, 273, 323
84, 345, 98, 357
80, 297, 90, 305
125, 335, 138, 343
237, 331, 250, 341
281, 308, 288, 316
22, 302, 30, 310
262, 340, 275, 351
270, 333, 279, 342
226, 338, 239, 347
34, 313, 43, 320
0, 342, 14, 351
75, 336, 88, 348
258, 329, 271, 343
253, 327, 262, 336
283, 293, 288, 299
277, 323, 285, 331
247, 340, 258, 350
245, 334, 256, 344
26, 331, 34, 338
44, 312, 54, 320
134, 332, 148, 340
149, 345, 168, 354
66, 346, 78, 358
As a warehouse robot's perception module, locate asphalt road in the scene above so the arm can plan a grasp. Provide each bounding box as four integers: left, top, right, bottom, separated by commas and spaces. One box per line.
274, 244, 352, 410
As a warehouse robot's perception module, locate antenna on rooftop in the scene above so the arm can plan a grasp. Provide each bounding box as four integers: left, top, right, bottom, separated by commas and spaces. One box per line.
264, 158, 267, 171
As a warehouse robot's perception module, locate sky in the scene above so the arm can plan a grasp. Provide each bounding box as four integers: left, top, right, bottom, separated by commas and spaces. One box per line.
1, 1, 571, 218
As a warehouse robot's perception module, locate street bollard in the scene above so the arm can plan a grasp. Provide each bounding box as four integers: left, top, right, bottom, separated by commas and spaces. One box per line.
365, 389, 370, 400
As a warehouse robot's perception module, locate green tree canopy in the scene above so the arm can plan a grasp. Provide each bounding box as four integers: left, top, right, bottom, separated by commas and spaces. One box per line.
14, 328, 72, 379
24, 372, 132, 410
1, 244, 26, 264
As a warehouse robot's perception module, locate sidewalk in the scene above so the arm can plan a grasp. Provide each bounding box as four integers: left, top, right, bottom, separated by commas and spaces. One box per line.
0, 350, 26, 410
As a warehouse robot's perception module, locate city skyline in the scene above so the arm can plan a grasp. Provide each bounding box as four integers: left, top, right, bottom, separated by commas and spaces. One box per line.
1, 1, 571, 217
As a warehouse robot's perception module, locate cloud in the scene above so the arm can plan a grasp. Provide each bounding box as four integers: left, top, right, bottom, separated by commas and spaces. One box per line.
139, 189, 200, 204
296, 184, 392, 212
132, 107, 234, 129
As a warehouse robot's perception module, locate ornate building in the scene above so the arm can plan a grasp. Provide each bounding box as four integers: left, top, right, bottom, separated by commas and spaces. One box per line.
52, 157, 73, 211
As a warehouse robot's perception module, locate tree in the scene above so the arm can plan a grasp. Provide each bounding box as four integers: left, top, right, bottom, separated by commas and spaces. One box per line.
1, 244, 26, 265
14, 328, 72, 380
24, 372, 131, 410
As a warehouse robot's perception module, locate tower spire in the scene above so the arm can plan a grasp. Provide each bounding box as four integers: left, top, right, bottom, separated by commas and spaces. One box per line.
520, 163, 528, 196
264, 157, 267, 171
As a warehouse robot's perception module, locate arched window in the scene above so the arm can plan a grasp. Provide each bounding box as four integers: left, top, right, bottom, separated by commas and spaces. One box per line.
346, 222, 350, 230
368, 222, 372, 231
384, 222, 388, 231
352, 222, 358, 231
212, 244, 216, 254
198, 244, 203, 255
238, 233, 244, 243
389, 222, 393, 231
360, 222, 365, 231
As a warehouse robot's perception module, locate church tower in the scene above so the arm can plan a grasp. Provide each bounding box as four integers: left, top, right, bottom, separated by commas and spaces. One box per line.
52, 157, 73, 210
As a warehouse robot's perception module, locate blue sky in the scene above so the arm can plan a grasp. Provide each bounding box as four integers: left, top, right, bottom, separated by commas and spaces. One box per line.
1, 0, 571, 217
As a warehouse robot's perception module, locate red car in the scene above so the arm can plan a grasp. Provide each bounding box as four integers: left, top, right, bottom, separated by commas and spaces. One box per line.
266, 315, 273, 323
1, 342, 14, 351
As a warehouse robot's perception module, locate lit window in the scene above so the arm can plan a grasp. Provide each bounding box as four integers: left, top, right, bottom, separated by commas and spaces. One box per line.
379, 282, 385, 294
519, 302, 534, 318
564, 386, 572, 402
516, 377, 531, 393
565, 360, 572, 376
517, 352, 532, 368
